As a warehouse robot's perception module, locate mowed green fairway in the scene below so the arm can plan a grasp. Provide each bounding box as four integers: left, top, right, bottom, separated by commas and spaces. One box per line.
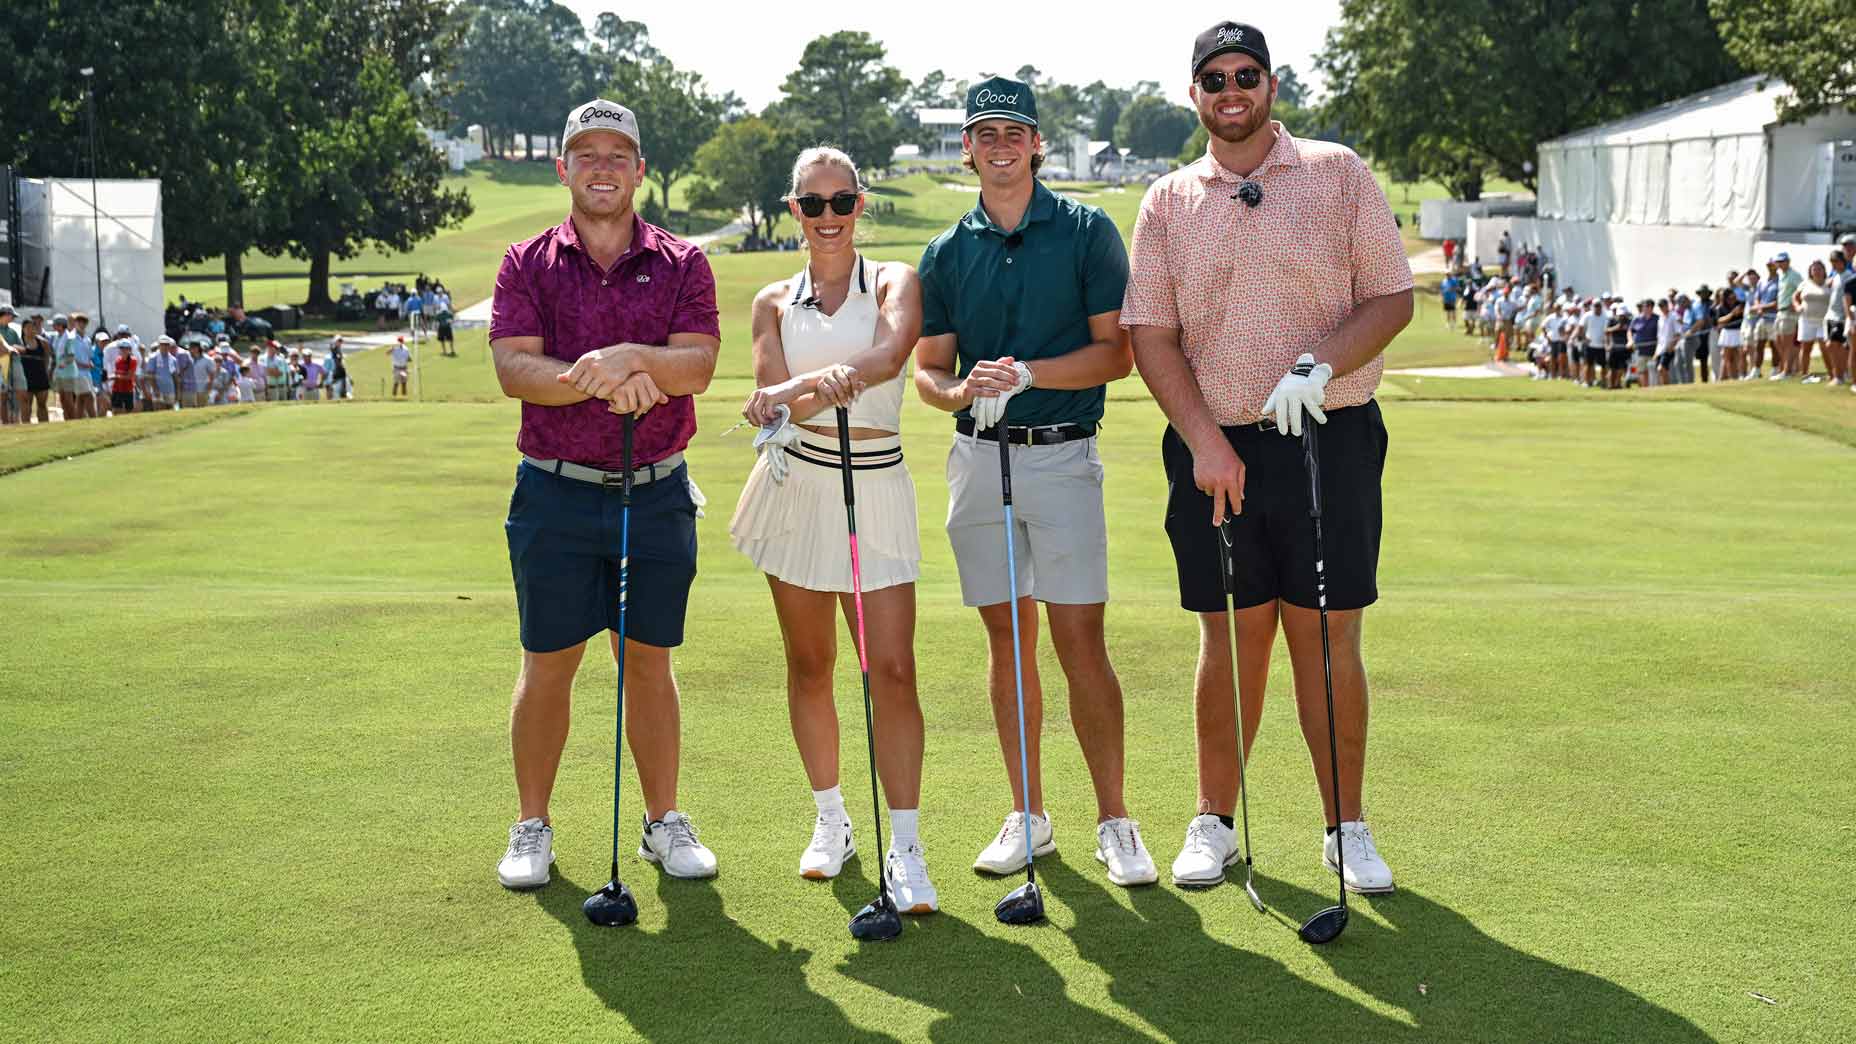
3, 387, 1852, 1042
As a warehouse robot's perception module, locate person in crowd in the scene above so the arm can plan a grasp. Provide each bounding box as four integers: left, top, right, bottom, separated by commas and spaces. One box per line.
1497, 230, 1512, 277
1542, 302, 1569, 380
212, 345, 239, 404
237, 362, 260, 404
145, 336, 181, 409
325, 339, 351, 400
301, 347, 324, 401
1829, 247, 1856, 386
109, 334, 139, 414
1517, 280, 1544, 355
0, 305, 18, 424
1770, 252, 1803, 379
49, 314, 85, 420
182, 341, 213, 407
1653, 298, 1679, 387
1439, 272, 1460, 330
437, 307, 456, 357
1603, 297, 1630, 389
375, 286, 395, 329
1629, 299, 1659, 387
263, 341, 289, 401
1679, 286, 1708, 384
89, 331, 109, 416
1793, 260, 1831, 383
1707, 284, 1737, 377
1460, 276, 1479, 338
390, 335, 412, 397
406, 286, 425, 337
13, 314, 53, 423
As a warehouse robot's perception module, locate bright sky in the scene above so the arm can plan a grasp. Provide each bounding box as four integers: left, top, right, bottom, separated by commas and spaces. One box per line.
557, 3, 1342, 111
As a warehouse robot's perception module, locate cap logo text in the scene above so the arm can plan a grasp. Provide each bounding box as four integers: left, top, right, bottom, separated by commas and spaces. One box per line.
1217, 26, 1245, 44
975, 88, 1019, 107
581, 107, 630, 124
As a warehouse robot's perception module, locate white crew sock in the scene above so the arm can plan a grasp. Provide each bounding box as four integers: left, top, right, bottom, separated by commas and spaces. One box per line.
812, 786, 847, 822
889, 809, 920, 851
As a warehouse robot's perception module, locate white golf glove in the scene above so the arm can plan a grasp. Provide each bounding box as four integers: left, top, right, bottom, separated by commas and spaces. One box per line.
752, 404, 800, 484
970, 361, 1033, 430
1259, 353, 1332, 436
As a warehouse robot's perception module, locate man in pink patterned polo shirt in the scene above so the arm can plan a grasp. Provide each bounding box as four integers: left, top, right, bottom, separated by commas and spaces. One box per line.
1123, 21, 1413, 896
489, 99, 723, 891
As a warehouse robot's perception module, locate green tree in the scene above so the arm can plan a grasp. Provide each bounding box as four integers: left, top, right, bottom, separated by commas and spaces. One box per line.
1711, 0, 1856, 119
688, 117, 801, 243
1317, 0, 1737, 196
1115, 95, 1198, 158
262, 0, 473, 311
620, 60, 726, 222
777, 31, 909, 175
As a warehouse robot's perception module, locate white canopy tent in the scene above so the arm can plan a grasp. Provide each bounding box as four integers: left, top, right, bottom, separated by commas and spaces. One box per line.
13, 177, 164, 338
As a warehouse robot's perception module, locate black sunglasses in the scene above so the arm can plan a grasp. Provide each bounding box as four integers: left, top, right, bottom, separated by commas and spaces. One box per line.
793, 191, 859, 218
1197, 68, 1266, 94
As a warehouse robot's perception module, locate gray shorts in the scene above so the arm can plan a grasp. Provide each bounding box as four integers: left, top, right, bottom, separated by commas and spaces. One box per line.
945, 433, 1108, 607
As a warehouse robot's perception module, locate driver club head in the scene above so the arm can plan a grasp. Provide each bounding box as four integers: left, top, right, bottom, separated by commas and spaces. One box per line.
993, 881, 1046, 926
849, 893, 904, 942
582, 880, 639, 927
1297, 904, 1348, 945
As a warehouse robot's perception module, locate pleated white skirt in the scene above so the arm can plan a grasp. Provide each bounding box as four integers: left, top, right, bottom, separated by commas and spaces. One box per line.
729, 433, 921, 593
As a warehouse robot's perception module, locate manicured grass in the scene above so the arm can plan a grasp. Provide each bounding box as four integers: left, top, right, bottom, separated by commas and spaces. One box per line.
0, 404, 256, 475
2, 388, 1852, 1042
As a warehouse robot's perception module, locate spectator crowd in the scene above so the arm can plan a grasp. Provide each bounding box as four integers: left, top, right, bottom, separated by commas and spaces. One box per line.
1435, 230, 1856, 391
2, 306, 361, 425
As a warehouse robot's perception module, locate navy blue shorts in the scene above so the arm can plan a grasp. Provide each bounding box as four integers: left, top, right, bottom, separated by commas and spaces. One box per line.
505, 460, 698, 653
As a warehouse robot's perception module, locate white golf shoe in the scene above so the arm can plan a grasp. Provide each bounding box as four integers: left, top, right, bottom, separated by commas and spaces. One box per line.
638, 810, 719, 879
497, 817, 553, 890
972, 810, 1055, 874
1171, 813, 1239, 887
799, 814, 854, 880
885, 844, 940, 914
1094, 817, 1158, 887
1324, 820, 1395, 894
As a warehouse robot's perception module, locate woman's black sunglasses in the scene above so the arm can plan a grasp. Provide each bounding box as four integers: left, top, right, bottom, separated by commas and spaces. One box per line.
793, 191, 859, 218
1197, 68, 1266, 94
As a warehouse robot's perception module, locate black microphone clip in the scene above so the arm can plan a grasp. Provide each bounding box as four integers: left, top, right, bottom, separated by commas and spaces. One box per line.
1234, 180, 1264, 208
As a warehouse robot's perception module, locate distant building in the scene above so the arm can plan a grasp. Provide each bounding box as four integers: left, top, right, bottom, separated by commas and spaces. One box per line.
915, 108, 966, 162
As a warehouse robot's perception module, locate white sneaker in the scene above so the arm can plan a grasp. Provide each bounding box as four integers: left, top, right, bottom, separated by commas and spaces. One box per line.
1094, 817, 1158, 886
1323, 820, 1395, 894
497, 817, 553, 890
972, 810, 1055, 874
1171, 814, 1238, 887
799, 814, 854, 880
885, 844, 940, 914
639, 810, 718, 879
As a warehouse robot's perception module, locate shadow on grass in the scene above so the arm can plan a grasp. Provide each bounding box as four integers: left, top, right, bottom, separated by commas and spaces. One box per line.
831, 854, 1151, 1042
1072, 864, 1713, 1043
537, 870, 896, 1043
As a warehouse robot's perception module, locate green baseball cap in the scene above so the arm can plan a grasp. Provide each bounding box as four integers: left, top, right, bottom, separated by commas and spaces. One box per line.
963, 76, 1038, 130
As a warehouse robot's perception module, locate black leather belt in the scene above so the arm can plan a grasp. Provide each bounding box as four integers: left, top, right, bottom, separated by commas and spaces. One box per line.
955, 418, 1095, 445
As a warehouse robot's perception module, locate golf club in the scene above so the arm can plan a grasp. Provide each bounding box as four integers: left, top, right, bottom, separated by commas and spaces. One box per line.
1297, 417, 1349, 946
583, 414, 640, 928
1216, 521, 1265, 914
837, 408, 904, 943
991, 403, 1045, 926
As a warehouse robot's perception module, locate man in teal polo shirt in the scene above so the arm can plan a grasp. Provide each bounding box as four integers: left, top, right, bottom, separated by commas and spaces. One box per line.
914, 76, 1157, 888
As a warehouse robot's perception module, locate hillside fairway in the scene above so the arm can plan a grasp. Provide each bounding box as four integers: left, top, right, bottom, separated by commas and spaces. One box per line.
2, 389, 1851, 1042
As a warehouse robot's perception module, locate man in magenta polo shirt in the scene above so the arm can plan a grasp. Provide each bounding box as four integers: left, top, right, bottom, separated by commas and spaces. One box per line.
489, 99, 722, 891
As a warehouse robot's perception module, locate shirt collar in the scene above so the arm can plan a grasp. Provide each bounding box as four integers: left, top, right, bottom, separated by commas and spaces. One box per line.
555, 212, 662, 262
1193, 121, 1302, 183
960, 180, 1057, 237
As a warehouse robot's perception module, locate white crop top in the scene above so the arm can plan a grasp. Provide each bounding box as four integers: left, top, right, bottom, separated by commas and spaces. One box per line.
779, 253, 903, 431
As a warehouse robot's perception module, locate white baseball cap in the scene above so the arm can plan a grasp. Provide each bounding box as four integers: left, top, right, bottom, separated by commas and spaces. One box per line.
562, 99, 640, 153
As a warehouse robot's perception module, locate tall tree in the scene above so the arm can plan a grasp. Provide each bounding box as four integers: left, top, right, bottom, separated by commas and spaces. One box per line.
1115, 95, 1198, 158
1318, 0, 1737, 196
1711, 1, 1856, 119
620, 60, 726, 218
777, 31, 909, 174
688, 117, 801, 243
263, 0, 472, 310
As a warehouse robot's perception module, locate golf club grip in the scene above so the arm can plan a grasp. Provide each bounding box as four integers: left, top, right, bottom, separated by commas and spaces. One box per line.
996, 426, 1013, 503
836, 407, 855, 508
621, 413, 635, 503
1301, 421, 1321, 519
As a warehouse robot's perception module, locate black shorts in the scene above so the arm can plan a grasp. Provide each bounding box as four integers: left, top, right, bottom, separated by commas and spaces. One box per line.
1161, 401, 1386, 613
1443, 302, 1457, 315
110, 390, 134, 412
1830, 321, 1846, 342
1608, 347, 1631, 370
1550, 340, 1567, 357
1569, 345, 1584, 364
505, 459, 699, 652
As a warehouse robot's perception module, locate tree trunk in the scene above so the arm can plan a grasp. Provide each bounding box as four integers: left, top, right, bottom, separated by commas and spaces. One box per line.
304, 247, 333, 312
224, 250, 245, 310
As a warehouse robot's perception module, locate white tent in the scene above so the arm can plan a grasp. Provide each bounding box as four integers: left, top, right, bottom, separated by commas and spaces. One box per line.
14, 177, 165, 338
1483, 77, 1856, 299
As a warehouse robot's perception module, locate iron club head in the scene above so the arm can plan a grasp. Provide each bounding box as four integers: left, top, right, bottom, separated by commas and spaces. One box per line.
994, 881, 1046, 925
849, 893, 903, 942
1297, 904, 1348, 945
1243, 878, 1265, 914
582, 880, 639, 927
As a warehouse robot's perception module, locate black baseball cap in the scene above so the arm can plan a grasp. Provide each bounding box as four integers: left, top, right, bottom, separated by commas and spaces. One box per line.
1192, 21, 1271, 77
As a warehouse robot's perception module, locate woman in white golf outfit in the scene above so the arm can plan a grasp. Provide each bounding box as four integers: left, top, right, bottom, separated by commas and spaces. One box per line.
729, 147, 937, 913
1794, 260, 1832, 382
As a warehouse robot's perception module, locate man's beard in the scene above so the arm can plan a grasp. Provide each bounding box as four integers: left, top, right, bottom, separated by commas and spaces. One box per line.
1205, 96, 1272, 145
